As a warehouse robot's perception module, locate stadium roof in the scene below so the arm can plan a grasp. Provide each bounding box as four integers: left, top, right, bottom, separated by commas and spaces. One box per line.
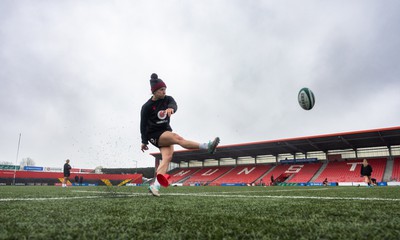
150, 126, 400, 163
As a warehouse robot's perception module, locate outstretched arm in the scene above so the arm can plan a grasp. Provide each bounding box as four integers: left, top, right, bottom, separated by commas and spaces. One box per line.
140, 104, 150, 152
167, 96, 177, 113
140, 105, 149, 145
141, 144, 149, 152
165, 108, 175, 117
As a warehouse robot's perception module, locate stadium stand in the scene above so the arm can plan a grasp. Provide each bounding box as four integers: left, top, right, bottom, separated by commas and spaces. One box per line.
182, 166, 234, 186
260, 164, 291, 185
314, 158, 387, 183
286, 162, 323, 183
391, 157, 400, 181
167, 167, 201, 184
0, 170, 142, 186
256, 162, 324, 184
108, 157, 390, 185
210, 164, 273, 186
150, 126, 400, 186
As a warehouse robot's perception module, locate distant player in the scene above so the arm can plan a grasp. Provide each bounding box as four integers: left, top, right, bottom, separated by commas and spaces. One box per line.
62, 159, 71, 187
360, 159, 373, 187
323, 178, 328, 186
140, 73, 220, 197
270, 174, 274, 186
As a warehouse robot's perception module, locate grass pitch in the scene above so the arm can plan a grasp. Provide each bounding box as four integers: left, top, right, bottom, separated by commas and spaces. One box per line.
0, 186, 399, 239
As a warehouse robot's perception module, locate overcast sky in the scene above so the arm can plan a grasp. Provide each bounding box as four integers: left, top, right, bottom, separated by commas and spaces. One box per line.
1, 0, 399, 169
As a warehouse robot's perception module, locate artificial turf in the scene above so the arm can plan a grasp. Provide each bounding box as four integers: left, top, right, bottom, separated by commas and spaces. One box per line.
0, 186, 399, 239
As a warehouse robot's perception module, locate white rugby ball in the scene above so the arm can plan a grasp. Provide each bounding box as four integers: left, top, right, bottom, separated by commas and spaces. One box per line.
298, 87, 315, 110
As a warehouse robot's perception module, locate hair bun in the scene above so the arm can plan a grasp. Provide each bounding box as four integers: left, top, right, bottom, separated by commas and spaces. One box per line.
151, 73, 158, 79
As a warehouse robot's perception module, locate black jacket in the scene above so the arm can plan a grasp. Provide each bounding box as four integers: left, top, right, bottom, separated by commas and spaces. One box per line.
63, 163, 71, 175
140, 95, 177, 144
360, 164, 372, 176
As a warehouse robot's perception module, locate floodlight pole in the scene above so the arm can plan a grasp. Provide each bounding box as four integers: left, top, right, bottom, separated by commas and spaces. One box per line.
132, 160, 138, 173
13, 133, 21, 185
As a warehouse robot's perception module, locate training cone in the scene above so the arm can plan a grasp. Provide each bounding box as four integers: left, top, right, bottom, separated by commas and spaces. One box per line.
157, 174, 171, 187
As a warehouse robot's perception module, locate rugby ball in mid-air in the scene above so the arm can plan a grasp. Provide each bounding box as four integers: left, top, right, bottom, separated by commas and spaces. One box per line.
298, 87, 315, 110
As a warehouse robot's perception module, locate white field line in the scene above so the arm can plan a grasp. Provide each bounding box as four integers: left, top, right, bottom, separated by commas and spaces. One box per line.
72, 190, 136, 194
199, 188, 332, 194
1, 190, 399, 202
0, 188, 330, 197
71, 188, 330, 195
0, 196, 101, 201
164, 193, 400, 202
0, 193, 145, 201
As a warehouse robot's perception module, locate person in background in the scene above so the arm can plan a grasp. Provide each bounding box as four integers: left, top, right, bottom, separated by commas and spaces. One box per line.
360, 159, 373, 187
62, 159, 71, 188
140, 73, 220, 197
270, 175, 274, 186
371, 178, 377, 186
74, 175, 79, 184
323, 178, 328, 186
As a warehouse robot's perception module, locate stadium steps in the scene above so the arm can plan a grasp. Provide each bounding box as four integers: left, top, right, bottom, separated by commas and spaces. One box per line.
175, 168, 203, 184
309, 161, 328, 182
209, 167, 236, 184
383, 157, 394, 182
176, 174, 195, 184
284, 174, 295, 183
254, 164, 276, 183
176, 173, 193, 183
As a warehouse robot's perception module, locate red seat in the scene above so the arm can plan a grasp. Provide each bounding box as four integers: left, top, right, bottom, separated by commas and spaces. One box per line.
391, 157, 400, 181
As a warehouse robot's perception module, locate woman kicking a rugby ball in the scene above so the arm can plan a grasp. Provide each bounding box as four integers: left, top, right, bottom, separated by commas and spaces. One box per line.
140, 73, 220, 197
